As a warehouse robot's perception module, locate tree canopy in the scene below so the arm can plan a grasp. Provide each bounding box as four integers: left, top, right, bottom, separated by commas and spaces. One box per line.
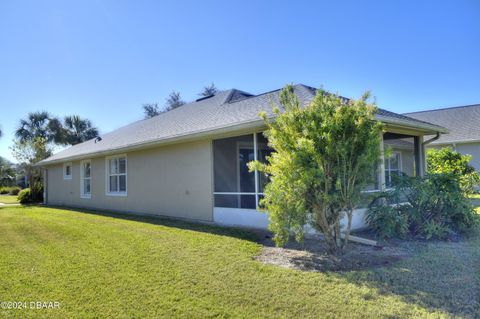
0, 156, 15, 187
15, 111, 55, 143
143, 103, 161, 119
165, 91, 185, 110
249, 85, 382, 254
15, 111, 99, 146
61, 115, 99, 145
199, 83, 218, 97
11, 137, 53, 201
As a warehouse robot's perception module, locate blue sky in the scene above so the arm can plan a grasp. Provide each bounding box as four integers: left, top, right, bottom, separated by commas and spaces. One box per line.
0, 0, 479, 162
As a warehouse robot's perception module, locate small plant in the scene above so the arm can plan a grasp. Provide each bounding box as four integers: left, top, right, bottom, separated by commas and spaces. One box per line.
365, 204, 408, 239
17, 188, 32, 204
422, 220, 449, 240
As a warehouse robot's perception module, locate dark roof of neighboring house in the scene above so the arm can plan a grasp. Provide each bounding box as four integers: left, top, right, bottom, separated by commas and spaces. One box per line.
405, 104, 480, 145
39, 84, 446, 165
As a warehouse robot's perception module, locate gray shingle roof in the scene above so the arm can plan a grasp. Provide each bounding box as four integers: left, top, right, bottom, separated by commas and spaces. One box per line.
405, 104, 480, 144
39, 84, 445, 165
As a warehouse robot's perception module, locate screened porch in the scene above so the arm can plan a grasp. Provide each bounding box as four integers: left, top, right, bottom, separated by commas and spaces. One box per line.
213, 131, 425, 211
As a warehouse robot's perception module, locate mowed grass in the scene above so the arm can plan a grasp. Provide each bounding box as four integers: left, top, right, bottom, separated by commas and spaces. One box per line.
0, 195, 19, 204
0, 206, 479, 318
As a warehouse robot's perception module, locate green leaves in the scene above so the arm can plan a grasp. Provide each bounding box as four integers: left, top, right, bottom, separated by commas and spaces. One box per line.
427, 147, 480, 194
251, 85, 382, 253
367, 173, 478, 239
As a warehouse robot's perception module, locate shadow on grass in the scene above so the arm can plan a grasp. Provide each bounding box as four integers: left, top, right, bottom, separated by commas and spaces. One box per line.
21, 204, 480, 317
343, 233, 480, 318
258, 228, 480, 317
38, 204, 262, 243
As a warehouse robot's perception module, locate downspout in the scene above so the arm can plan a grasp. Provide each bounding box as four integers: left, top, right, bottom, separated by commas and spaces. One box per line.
421, 132, 441, 175
43, 168, 48, 205
422, 132, 441, 146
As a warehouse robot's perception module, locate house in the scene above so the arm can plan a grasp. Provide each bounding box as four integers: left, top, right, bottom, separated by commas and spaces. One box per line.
38, 85, 447, 230
405, 104, 480, 170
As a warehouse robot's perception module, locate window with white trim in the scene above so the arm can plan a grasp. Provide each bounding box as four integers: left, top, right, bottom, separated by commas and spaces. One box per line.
106, 155, 127, 196
63, 162, 72, 180
385, 151, 402, 187
80, 160, 91, 198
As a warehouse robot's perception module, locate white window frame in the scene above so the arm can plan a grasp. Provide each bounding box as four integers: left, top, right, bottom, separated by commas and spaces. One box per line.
105, 154, 128, 197
80, 159, 92, 199
385, 151, 402, 187
63, 162, 72, 180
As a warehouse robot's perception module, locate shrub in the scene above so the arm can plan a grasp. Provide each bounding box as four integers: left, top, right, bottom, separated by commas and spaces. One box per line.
0, 186, 21, 195
365, 204, 408, 239
422, 220, 449, 240
8, 187, 20, 196
17, 188, 32, 204
367, 173, 479, 240
427, 147, 480, 194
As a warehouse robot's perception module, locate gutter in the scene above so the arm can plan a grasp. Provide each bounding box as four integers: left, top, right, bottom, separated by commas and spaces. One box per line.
36, 119, 267, 166
38, 113, 448, 167
422, 132, 441, 146
375, 115, 448, 134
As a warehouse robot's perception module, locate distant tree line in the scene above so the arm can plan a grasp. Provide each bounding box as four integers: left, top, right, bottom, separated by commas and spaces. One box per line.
143, 83, 219, 119
9, 111, 100, 201
15, 111, 98, 146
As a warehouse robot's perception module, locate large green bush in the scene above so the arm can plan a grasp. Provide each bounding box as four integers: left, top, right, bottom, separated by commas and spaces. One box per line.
17, 188, 32, 204
427, 147, 480, 194
366, 173, 478, 239
248, 86, 382, 255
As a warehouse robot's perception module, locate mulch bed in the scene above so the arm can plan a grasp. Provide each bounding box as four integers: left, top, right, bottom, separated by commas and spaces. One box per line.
253, 230, 421, 272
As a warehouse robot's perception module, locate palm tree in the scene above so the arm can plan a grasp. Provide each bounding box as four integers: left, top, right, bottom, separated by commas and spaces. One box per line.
62, 115, 99, 145
15, 111, 54, 143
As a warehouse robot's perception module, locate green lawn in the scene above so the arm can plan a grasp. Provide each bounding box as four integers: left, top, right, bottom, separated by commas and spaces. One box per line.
0, 194, 19, 204
0, 206, 479, 318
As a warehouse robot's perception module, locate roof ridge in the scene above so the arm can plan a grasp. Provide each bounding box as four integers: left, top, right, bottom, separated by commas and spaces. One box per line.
405, 103, 480, 115
226, 84, 316, 105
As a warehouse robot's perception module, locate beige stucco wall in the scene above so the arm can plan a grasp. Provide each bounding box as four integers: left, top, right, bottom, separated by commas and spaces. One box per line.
45, 140, 214, 221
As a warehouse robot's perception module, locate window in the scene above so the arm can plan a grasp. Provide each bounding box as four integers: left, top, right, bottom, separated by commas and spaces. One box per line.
106, 155, 127, 196
63, 162, 72, 180
385, 152, 402, 187
80, 160, 91, 198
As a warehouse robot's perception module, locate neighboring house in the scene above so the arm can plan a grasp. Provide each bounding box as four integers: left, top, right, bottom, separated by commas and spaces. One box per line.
38, 84, 447, 230
405, 104, 480, 170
